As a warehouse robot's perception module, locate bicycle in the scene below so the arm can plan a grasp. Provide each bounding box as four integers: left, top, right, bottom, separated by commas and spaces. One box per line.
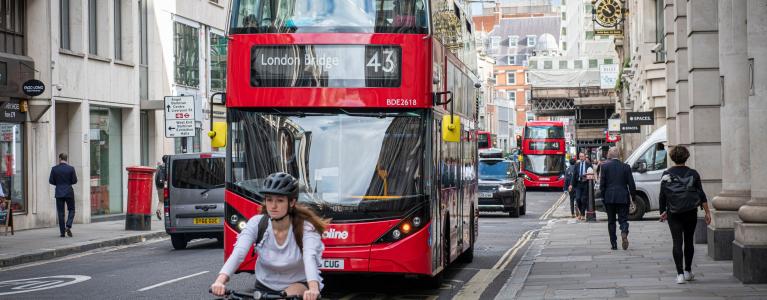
210, 288, 315, 300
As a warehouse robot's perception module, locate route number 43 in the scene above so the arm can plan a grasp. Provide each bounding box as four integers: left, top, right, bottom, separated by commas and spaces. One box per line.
366, 49, 396, 73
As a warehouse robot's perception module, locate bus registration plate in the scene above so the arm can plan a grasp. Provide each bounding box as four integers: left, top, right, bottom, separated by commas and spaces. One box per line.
539, 184, 549, 187
193, 217, 220, 225
320, 259, 344, 270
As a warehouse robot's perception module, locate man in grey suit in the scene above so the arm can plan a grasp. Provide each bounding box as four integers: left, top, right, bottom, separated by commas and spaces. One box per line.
599, 147, 637, 250
49, 153, 78, 237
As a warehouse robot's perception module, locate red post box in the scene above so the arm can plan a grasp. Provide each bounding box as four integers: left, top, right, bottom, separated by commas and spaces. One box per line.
126, 166, 156, 231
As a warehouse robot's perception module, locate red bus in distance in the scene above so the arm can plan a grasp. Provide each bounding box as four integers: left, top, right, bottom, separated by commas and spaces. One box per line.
520, 121, 566, 188
477, 131, 493, 150
220, 0, 479, 282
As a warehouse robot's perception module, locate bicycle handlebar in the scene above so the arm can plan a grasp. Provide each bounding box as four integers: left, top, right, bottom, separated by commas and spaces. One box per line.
209, 288, 315, 300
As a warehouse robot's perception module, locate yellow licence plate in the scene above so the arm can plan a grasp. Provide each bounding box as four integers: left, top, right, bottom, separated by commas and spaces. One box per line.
193, 217, 221, 225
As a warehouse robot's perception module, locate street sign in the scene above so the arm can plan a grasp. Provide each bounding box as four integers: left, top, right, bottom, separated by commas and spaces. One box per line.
620, 123, 641, 133
164, 96, 196, 138
626, 112, 654, 125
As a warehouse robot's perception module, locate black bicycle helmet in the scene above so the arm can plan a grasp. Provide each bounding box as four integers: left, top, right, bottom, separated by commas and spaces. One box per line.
260, 172, 299, 198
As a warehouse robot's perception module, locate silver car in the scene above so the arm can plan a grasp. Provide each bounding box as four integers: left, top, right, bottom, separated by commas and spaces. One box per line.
164, 153, 225, 249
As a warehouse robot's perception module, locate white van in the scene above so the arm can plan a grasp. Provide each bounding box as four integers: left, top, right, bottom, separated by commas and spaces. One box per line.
596, 125, 667, 220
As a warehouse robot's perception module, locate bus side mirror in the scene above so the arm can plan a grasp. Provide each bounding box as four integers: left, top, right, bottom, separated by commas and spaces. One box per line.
208, 121, 227, 148
442, 115, 460, 142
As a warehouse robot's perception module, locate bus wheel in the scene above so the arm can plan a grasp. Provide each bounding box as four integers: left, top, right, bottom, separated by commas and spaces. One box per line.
171, 234, 188, 250
458, 207, 475, 263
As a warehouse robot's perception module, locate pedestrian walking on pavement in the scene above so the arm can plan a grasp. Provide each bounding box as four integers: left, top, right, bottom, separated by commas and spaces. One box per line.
154, 156, 168, 220
568, 153, 590, 220
49, 153, 78, 238
564, 158, 578, 218
659, 145, 711, 284
599, 147, 636, 250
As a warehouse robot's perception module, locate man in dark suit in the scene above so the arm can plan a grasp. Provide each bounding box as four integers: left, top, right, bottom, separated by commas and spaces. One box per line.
49, 153, 78, 238
568, 152, 590, 220
599, 147, 637, 250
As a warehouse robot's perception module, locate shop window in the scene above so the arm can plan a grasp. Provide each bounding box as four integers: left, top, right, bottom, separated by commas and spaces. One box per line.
89, 107, 123, 216
0, 123, 24, 212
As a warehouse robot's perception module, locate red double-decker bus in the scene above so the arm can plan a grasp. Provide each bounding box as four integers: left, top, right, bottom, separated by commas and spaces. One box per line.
218, 0, 479, 281
477, 130, 493, 150
520, 121, 566, 188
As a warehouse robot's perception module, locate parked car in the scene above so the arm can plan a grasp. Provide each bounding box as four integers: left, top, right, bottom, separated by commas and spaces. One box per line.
164, 152, 225, 249
596, 125, 667, 220
478, 149, 527, 217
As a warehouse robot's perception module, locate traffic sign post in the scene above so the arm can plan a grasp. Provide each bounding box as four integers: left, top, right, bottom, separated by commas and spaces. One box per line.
164, 96, 196, 138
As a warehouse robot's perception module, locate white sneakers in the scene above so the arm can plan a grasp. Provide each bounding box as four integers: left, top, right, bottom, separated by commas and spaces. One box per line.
684, 271, 695, 281
676, 274, 686, 284
676, 271, 695, 284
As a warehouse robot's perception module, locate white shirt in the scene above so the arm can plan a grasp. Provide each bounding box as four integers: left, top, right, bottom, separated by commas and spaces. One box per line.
219, 215, 324, 291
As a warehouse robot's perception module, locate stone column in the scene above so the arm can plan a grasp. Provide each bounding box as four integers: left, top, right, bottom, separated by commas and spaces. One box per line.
664, 0, 678, 146
688, 0, 722, 244
708, 0, 751, 260
733, 0, 767, 284
674, 0, 690, 150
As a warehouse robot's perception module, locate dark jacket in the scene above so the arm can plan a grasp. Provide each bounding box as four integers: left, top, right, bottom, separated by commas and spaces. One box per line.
599, 159, 636, 204
563, 164, 576, 192
659, 166, 708, 214
49, 162, 78, 198
569, 160, 590, 188
155, 164, 166, 188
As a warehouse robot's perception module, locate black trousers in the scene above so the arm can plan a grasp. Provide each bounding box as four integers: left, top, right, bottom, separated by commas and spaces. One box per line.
668, 210, 697, 274
56, 197, 75, 235
568, 191, 577, 215
575, 184, 588, 216
604, 203, 629, 247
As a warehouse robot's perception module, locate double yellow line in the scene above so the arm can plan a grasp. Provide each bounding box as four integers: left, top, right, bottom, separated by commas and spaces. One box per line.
492, 229, 537, 270
539, 192, 568, 220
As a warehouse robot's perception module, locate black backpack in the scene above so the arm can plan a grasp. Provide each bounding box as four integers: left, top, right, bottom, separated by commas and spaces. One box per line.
662, 171, 701, 213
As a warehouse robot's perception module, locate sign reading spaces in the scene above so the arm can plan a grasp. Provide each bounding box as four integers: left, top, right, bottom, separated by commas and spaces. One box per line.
164, 96, 196, 138
620, 123, 641, 133
626, 112, 654, 125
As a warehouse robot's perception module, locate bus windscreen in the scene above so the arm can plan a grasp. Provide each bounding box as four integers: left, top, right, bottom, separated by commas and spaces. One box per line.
230, 0, 428, 34
229, 109, 425, 221
524, 126, 564, 139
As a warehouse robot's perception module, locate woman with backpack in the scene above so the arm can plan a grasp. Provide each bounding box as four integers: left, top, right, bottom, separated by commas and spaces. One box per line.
210, 172, 329, 300
659, 145, 711, 284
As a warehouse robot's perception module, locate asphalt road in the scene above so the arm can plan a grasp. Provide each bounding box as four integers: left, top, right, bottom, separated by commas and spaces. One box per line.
0, 190, 563, 300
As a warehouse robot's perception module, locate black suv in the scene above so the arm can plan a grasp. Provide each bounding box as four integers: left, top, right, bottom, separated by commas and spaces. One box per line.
478, 150, 527, 217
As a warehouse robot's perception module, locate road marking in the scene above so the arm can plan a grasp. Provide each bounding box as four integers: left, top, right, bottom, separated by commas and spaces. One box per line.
0, 275, 91, 296
137, 271, 209, 292
453, 229, 537, 299
0, 238, 169, 272
539, 193, 567, 220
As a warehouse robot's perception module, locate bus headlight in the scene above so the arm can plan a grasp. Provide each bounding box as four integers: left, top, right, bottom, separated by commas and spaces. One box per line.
226, 203, 249, 233
238, 221, 248, 231
375, 203, 429, 244
392, 229, 402, 240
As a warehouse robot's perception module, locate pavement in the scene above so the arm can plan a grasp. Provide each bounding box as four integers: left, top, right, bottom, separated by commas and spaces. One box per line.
494, 194, 767, 300
0, 217, 167, 268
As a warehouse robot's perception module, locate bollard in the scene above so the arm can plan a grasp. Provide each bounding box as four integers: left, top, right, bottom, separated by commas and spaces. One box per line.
125, 166, 156, 231
586, 178, 597, 222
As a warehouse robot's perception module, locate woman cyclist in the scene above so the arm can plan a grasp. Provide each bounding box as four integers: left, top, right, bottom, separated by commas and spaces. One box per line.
210, 172, 328, 300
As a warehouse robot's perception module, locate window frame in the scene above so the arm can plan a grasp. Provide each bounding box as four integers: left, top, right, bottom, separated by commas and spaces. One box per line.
506, 72, 516, 85
526, 35, 536, 46
507, 55, 516, 65
173, 16, 201, 88
209, 28, 227, 92
114, 0, 122, 60
88, 0, 97, 55
508, 35, 518, 47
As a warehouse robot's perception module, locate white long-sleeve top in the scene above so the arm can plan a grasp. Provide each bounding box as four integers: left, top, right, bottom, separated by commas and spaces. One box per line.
219, 215, 325, 291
